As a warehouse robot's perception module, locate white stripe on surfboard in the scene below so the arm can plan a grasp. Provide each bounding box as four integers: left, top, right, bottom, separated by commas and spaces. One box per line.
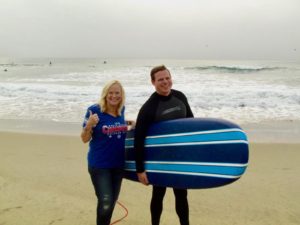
146, 140, 248, 147
124, 168, 241, 179
126, 128, 246, 141
125, 160, 248, 168
125, 139, 248, 148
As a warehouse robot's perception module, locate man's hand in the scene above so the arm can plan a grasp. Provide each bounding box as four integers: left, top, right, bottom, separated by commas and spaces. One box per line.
137, 172, 149, 186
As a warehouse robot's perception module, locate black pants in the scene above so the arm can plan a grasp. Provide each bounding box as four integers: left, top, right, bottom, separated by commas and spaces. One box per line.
150, 186, 189, 225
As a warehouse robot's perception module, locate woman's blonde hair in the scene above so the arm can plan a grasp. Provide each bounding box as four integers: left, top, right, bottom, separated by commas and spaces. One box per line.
99, 80, 125, 116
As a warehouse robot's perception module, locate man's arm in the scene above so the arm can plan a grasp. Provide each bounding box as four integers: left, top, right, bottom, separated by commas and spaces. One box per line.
134, 96, 157, 185
173, 90, 194, 118
185, 99, 194, 118
134, 107, 152, 185
134, 106, 152, 173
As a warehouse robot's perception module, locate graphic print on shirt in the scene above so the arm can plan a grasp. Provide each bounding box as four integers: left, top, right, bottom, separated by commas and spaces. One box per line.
102, 122, 127, 138
155, 96, 187, 121
161, 106, 182, 115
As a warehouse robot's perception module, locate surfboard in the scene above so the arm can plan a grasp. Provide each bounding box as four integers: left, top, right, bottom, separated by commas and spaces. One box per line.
124, 118, 249, 189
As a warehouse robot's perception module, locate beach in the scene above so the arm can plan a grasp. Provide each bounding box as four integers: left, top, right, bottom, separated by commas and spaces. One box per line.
0, 129, 299, 225
1, 58, 299, 224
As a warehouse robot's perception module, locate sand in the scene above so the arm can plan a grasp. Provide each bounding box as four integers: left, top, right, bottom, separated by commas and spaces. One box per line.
0, 132, 300, 225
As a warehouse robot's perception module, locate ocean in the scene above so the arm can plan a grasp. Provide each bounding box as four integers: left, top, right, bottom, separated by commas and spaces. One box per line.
0, 58, 300, 136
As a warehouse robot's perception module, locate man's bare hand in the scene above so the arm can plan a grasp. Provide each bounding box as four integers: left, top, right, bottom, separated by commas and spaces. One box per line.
137, 172, 149, 185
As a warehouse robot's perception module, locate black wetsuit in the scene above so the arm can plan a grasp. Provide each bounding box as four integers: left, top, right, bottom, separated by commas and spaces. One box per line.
134, 89, 193, 225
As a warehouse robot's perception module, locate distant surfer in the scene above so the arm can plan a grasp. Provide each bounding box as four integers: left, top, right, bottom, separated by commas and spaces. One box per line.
4, 69, 7, 72
49, 61, 52, 66
134, 65, 194, 225
103, 60, 107, 64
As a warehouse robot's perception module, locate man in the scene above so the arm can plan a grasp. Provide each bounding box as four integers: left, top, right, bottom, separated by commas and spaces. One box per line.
134, 65, 194, 225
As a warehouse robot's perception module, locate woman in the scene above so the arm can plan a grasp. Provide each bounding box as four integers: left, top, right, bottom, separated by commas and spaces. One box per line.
81, 80, 129, 225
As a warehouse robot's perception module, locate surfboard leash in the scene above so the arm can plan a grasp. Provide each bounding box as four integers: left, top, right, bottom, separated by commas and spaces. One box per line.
110, 201, 129, 225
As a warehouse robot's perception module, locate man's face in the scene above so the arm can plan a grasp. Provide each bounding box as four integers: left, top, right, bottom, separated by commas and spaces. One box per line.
152, 69, 173, 96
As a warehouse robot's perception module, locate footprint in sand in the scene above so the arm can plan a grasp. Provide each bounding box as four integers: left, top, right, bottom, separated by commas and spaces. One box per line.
49, 218, 64, 225
0, 206, 22, 215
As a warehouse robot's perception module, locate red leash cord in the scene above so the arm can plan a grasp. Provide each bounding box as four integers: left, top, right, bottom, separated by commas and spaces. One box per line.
110, 201, 128, 225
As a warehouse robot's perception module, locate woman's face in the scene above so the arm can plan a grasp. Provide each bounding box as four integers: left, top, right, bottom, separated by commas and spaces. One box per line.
106, 83, 122, 107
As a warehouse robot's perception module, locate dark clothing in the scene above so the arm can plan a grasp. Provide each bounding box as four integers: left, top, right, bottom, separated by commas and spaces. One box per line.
134, 89, 193, 225
151, 187, 189, 225
88, 167, 123, 225
134, 89, 193, 172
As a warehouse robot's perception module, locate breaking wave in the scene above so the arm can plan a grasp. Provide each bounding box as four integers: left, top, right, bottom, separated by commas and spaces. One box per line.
184, 65, 285, 73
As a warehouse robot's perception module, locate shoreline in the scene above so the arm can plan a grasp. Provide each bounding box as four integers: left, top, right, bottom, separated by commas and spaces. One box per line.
1, 118, 300, 143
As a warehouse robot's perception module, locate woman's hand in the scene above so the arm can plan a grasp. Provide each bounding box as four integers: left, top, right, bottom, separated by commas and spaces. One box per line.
87, 110, 99, 127
81, 110, 99, 143
126, 120, 136, 130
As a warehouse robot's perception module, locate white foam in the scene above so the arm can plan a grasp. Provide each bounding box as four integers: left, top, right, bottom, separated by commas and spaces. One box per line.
0, 60, 299, 125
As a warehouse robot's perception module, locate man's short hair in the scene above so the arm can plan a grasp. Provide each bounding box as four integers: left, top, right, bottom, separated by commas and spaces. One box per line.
150, 65, 170, 81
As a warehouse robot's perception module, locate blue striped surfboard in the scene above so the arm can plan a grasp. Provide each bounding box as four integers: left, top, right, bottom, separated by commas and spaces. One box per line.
124, 118, 249, 189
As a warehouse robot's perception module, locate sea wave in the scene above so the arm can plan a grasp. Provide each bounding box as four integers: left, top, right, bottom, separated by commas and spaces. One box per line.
184, 65, 285, 73
0, 59, 299, 125
0, 63, 44, 67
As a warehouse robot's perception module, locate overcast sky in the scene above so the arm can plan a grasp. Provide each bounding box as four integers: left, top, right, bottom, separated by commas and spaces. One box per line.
0, 0, 299, 60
